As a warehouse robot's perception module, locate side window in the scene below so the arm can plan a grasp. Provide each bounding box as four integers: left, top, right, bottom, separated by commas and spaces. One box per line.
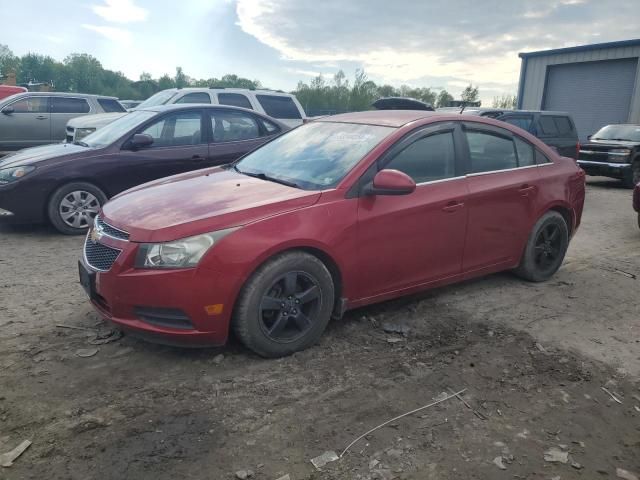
256, 95, 302, 119
218, 93, 253, 110
260, 118, 280, 135
174, 92, 211, 104
466, 130, 517, 173
97, 98, 126, 113
385, 131, 456, 183
539, 116, 559, 136
51, 98, 90, 114
535, 149, 552, 164
140, 112, 202, 147
9, 96, 48, 113
501, 116, 533, 132
514, 137, 535, 167
553, 116, 573, 135
211, 111, 260, 142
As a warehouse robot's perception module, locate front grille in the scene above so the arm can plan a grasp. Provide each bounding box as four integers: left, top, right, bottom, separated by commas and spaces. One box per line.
134, 307, 194, 330
579, 150, 609, 162
66, 134, 73, 143
97, 216, 130, 240
84, 237, 121, 271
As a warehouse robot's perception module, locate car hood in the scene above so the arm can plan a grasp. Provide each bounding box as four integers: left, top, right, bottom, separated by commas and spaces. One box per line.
584, 139, 639, 148
0, 143, 91, 168
67, 112, 127, 128
101, 167, 322, 242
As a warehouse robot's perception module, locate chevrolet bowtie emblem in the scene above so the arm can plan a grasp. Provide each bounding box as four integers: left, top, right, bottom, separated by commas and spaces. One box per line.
90, 228, 102, 243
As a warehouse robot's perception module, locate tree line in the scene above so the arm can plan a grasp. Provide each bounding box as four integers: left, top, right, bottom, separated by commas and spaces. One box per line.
0, 44, 516, 113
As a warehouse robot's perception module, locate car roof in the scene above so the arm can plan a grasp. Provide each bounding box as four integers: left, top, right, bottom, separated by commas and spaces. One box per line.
156, 87, 294, 96
500, 109, 571, 116
318, 110, 445, 127
2, 91, 118, 100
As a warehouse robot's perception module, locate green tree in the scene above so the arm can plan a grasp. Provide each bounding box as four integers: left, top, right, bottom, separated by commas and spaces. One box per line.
461, 84, 479, 103
492, 94, 517, 109
63, 53, 103, 93
157, 74, 175, 90
435, 89, 454, 107
174, 66, 189, 88
0, 44, 20, 79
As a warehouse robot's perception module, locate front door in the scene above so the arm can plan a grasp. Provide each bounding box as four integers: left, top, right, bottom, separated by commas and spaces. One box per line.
50, 97, 91, 142
461, 124, 540, 274
0, 95, 50, 150
107, 109, 209, 194
355, 124, 469, 301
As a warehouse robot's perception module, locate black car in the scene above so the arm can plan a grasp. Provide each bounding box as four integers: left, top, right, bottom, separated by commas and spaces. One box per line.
496, 110, 580, 160
372, 97, 434, 111
0, 104, 287, 234
577, 124, 640, 187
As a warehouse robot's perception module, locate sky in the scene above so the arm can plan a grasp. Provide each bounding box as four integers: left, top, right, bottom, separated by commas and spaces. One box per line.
1, 0, 639, 104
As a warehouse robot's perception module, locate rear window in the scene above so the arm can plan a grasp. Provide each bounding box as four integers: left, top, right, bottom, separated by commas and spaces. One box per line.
539, 116, 559, 135
98, 98, 126, 113
175, 92, 211, 104
553, 116, 573, 135
51, 97, 90, 114
256, 95, 301, 119
536, 149, 552, 164
218, 93, 253, 110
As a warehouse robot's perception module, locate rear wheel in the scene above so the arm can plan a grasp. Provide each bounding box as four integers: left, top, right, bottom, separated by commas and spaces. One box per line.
233, 252, 334, 358
47, 182, 107, 235
514, 211, 569, 282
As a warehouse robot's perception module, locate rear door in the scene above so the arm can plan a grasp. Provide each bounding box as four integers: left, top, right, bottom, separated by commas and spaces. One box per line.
461, 123, 541, 275
255, 94, 303, 127
216, 92, 254, 110
537, 114, 578, 158
355, 123, 469, 299
206, 109, 277, 166
0, 95, 50, 149
107, 109, 208, 193
50, 97, 91, 142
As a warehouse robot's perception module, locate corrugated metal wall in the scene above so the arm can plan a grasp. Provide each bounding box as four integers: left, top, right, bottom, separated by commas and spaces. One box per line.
518, 45, 640, 125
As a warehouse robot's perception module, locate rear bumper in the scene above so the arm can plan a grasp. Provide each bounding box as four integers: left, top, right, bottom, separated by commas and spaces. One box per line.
577, 160, 631, 178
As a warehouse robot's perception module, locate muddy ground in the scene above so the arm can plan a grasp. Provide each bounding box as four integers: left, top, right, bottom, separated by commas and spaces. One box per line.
0, 177, 639, 480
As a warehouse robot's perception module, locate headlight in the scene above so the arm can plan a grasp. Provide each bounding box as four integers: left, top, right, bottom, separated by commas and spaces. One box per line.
135, 228, 238, 269
74, 128, 96, 141
0, 166, 36, 185
608, 148, 631, 156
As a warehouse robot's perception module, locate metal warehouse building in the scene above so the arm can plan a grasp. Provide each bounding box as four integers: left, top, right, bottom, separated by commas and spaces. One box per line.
517, 38, 640, 141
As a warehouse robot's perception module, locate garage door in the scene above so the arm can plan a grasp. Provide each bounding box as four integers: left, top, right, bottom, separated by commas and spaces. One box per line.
543, 58, 638, 141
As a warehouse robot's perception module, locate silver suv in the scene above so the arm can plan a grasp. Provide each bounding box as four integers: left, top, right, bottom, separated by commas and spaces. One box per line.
0, 92, 125, 152
66, 88, 307, 143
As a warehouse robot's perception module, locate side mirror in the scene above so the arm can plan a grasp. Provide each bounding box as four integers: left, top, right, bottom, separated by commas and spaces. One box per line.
129, 133, 154, 149
587, 134, 592, 140
364, 169, 416, 196
1, 106, 14, 115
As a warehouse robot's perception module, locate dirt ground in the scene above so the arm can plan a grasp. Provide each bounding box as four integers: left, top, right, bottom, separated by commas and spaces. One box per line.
0, 177, 639, 480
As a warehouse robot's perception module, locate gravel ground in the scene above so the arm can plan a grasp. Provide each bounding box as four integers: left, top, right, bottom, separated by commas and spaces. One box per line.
0, 177, 638, 479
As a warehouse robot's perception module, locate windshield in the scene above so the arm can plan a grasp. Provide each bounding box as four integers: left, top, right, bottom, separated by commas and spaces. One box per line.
592, 124, 640, 142
83, 110, 156, 148
135, 90, 177, 109
236, 121, 393, 190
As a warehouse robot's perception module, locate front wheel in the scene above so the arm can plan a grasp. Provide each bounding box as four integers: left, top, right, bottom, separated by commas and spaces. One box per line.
623, 161, 640, 188
47, 182, 107, 235
233, 252, 335, 358
514, 211, 569, 282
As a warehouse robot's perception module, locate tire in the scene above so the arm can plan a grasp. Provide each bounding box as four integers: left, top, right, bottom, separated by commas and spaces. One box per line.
47, 182, 107, 235
514, 211, 569, 282
233, 251, 335, 358
623, 160, 640, 188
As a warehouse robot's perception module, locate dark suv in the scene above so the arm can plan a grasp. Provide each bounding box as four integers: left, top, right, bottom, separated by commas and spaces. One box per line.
577, 124, 640, 187
496, 110, 579, 160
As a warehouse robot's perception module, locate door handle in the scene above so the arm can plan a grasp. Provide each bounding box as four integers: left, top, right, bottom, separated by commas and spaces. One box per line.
35, 115, 48, 120
191, 155, 205, 162
442, 201, 464, 213
518, 184, 536, 195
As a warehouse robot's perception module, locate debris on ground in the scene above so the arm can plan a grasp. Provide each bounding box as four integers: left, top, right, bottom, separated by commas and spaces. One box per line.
311, 451, 339, 469
0, 440, 31, 467
56, 324, 96, 331
492, 456, 507, 470
234, 469, 254, 479
213, 354, 225, 365
617, 468, 640, 480
75, 348, 99, 358
386, 337, 404, 344
601, 386, 623, 404
275, 475, 290, 480
544, 447, 569, 464
382, 322, 410, 336
88, 329, 123, 345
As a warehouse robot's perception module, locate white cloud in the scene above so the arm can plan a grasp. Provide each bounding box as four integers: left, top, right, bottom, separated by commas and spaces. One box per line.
91, 0, 148, 23
82, 24, 132, 43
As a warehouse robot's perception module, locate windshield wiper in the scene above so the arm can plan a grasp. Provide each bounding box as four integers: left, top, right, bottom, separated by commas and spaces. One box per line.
239, 169, 300, 189
73, 141, 89, 147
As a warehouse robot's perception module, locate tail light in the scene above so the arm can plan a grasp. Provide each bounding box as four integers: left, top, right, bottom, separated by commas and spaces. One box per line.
575, 142, 581, 161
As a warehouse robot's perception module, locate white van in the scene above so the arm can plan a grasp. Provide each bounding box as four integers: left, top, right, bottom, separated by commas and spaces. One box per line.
66, 88, 306, 143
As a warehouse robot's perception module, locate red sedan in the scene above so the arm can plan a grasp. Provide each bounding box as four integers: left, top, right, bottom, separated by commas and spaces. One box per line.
79, 111, 585, 357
